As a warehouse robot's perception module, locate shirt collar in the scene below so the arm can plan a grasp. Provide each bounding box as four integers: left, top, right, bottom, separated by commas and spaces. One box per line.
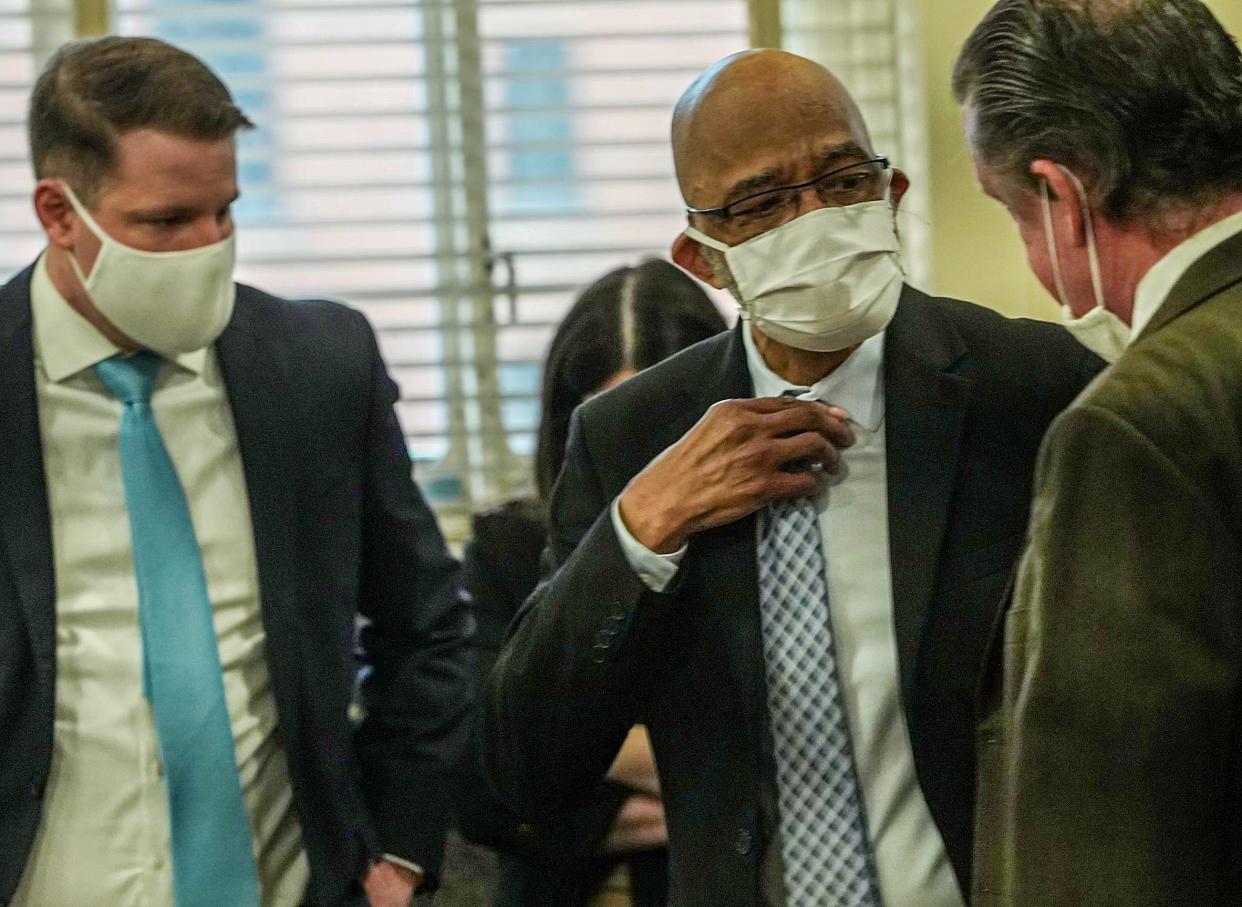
1130, 207, 1242, 342
742, 320, 886, 432
31, 250, 207, 383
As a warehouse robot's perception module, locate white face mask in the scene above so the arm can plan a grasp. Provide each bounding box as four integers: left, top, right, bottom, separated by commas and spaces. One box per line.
64, 185, 237, 356
684, 198, 905, 353
1040, 169, 1129, 363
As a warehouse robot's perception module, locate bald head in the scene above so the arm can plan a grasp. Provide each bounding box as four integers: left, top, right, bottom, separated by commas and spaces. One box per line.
671, 49, 872, 209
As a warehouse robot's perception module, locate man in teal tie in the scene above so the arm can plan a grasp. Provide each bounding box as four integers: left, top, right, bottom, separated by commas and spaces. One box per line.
96, 351, 264, 907
0, 37, 472, 907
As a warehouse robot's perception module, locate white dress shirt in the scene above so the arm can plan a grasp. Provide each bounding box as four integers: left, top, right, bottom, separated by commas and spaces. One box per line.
13, 253, 310, 907
612, 323, 964, 907
1129, 207, 1242, 341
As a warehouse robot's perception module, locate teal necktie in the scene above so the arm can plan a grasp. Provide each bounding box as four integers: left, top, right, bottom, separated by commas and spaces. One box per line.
96, 353, 261, 907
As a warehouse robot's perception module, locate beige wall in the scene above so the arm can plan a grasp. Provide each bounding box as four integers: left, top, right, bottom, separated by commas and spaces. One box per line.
915, 0, 1242, 320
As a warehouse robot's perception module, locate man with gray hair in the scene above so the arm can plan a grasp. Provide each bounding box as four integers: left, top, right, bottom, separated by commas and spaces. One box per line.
953, 1, 1242, 903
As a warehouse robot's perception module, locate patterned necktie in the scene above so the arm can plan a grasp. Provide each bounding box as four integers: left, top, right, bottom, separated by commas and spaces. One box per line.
757, 436, 882, 905
96, 353, 261, 907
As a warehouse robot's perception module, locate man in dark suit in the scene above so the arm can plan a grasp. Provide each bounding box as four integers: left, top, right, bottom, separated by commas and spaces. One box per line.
954, 1, 1242, 903
481, 49, 1100, 907
0, 37, 471, 907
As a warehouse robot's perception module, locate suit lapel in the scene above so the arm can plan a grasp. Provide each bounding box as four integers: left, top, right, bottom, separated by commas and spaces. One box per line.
214, 292, 304, 724
883, 288, 972, 712
685, 324, 768, 731
0, 267, 56, 682
1137, 228, 1242, 342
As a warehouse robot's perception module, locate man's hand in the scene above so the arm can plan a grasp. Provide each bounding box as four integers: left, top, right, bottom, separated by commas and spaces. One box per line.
602, 793, 668, 854
363, 860, 422, 907
618, 396, 854, 553
606, 725, 660, 796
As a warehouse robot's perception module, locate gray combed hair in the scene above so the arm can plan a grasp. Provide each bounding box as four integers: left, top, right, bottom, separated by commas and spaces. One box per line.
953, 0, 1242, 222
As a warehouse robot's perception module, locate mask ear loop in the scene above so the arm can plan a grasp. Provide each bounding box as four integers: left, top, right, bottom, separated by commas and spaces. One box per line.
1039, 178, 1072, 308
879, 168, 909, 278
1058, 166, 1107, 312
60, 182, 110, 292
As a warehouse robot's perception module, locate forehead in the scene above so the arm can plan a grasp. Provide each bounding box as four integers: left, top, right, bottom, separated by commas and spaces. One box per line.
971, 153, 1000, 199
99, 129, 237, 205
680, 97, 869, 206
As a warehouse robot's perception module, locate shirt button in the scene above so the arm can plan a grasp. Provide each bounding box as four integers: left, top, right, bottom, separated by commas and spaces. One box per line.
734, 827, 753, 856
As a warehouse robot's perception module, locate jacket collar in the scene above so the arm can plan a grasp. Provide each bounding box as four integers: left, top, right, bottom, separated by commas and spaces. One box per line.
1135, 226, 1242, 343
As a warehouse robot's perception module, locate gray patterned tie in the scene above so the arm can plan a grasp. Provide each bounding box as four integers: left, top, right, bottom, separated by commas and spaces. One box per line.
758, 479, 882, 906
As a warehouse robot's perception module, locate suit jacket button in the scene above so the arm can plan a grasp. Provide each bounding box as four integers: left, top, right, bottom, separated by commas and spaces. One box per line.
30, 779, 45, 800
734, 828, 753, 856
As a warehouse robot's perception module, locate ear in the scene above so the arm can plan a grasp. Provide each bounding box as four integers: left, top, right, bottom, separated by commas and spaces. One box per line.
889, 168, 911, 209
33, 179, 77, 250
671, 227, 725, 289
1030, 159, 1087, 248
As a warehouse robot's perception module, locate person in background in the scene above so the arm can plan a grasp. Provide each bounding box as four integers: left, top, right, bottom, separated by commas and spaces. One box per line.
480, 48, 1101, 907
456, 258, 727, 907
953, 1, 1242, 903
0, 37, 472, 907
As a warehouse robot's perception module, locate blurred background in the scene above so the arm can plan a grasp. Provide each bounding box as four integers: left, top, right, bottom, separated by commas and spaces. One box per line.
2, 0, 1238, 540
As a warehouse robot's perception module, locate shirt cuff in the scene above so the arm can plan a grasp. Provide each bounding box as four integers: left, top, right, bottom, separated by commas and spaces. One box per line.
380, 853, 424, 881
610, 496, 686, 592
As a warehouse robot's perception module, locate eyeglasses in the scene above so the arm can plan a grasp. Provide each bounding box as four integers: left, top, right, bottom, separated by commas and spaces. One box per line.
686, 155, 890, 224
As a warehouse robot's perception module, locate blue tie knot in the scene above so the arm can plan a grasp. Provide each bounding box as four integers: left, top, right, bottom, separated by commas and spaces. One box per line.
96, 352, 162, 406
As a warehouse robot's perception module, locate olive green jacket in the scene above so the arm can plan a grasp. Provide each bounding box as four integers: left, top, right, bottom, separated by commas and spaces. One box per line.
974, 228, 1242, 906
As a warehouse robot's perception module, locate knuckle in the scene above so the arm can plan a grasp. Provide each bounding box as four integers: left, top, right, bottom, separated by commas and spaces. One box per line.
725, 422, 752, 445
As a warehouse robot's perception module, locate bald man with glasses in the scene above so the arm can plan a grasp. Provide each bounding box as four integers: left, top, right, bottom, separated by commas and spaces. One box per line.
480, 50, 1101, 907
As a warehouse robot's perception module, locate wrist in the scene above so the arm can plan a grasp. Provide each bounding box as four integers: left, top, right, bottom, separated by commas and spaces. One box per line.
619, 485, 687, 554
367, 855, 424, 892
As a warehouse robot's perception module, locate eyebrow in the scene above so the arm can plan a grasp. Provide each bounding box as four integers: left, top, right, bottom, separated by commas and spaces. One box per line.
722, 168, 784, 205
719, 141, 875, 205
128, 206, 195, 222
128, 193, 241, 221
815, 141, 872, 170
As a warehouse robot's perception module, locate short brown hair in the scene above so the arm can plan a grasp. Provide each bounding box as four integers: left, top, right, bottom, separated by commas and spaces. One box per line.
28, 36, 254, 202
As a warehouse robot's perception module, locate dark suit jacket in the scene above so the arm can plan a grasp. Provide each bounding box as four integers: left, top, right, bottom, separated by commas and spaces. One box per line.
455, 499, 667, 906
481, 286, 1101, 906
0, 266, 473, 907
973, 229, 1242, 905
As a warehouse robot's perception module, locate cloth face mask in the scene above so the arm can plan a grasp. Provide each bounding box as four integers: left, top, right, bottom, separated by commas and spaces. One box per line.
64, 184, 236, 356
685, 199, 904, 353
